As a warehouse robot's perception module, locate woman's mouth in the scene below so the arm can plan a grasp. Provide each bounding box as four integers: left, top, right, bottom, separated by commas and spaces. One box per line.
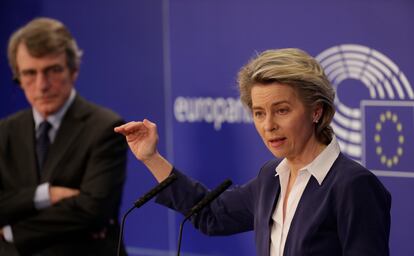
268, 137, 286, 148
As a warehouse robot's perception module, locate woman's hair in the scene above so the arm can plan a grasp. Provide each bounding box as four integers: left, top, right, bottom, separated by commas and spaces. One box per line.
8, 17, 83, 79
238, 48, 335, 144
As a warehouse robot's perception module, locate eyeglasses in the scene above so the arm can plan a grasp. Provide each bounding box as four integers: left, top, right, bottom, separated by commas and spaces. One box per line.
17, 64, 67, 85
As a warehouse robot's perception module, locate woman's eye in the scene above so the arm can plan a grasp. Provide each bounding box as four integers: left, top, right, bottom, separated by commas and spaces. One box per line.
277, 108, 289, 114
254, 111, 264, 118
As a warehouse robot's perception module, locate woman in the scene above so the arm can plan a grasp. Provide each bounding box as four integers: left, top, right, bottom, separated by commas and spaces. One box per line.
115, 48, 391, 256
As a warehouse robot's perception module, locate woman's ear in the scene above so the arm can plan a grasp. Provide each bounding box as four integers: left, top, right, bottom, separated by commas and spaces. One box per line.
313, 103, 323, 123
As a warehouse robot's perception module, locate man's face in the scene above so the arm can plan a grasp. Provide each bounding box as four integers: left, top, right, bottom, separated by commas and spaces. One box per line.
16, 43, 77, 118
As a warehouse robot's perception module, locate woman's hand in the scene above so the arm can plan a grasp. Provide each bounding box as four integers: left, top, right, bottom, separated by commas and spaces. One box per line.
115, 119, 173, 182
114, 119, 158, 162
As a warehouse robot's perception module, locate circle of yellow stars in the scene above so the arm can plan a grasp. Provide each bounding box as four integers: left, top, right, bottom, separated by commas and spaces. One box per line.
375, 110, 404, 168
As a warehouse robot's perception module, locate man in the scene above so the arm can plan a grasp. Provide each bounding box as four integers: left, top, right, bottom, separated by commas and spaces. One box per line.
0, 17, 128, 255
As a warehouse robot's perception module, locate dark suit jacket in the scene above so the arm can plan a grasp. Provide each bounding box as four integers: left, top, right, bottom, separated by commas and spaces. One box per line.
0, 95, 127, 256
156, 153, 391, 256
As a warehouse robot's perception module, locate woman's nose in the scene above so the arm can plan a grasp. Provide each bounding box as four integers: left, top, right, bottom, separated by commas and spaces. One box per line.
264, 115, 278, 132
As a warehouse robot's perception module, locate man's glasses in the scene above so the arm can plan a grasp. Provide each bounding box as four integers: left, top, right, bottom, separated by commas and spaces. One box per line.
17, 64, 67, 85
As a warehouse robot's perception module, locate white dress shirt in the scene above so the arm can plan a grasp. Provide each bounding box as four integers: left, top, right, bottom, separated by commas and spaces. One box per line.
31, 88, 76, 209
270, 137, 340, 256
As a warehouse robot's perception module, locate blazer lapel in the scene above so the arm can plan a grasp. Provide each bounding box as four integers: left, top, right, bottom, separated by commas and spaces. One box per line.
266, 175, 280, 221
17, 111, 39, 184
40, 96, 89, 182
259, 173, 280, 256
283, 176, 321, 255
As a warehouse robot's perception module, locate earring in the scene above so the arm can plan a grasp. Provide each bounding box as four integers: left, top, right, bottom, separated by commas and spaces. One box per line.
314, 119, 319, 123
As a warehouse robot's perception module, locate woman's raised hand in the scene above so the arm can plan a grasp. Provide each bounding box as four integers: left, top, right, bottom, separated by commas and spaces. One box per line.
114, 119, 159, 162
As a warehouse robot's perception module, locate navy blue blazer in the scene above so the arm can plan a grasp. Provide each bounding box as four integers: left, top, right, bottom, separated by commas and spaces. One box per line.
156, 153, 391, 256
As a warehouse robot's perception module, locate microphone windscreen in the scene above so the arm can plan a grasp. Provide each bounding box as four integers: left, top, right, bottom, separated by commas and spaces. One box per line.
134, 173, 177, 208
185, 179, 232, 218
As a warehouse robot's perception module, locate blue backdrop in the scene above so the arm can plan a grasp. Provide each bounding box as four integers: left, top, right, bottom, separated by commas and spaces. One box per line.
1, 0, 413, 255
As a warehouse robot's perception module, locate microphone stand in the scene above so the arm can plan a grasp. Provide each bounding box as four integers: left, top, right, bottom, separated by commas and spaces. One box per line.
176, 215, 191, 256
176, 179, 232, 256
116, 173, 177, 256
117, 205, 135, 256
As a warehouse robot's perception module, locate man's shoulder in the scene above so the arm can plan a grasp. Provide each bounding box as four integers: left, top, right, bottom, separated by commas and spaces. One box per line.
0, 109, 31, 130
0, 110, 32, 146
72, 95, 123, 123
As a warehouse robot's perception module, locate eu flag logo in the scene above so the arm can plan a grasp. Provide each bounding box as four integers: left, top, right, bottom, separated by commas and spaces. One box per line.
361, 101, 414, 173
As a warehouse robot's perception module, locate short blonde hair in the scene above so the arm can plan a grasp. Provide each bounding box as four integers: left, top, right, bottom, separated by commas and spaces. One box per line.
8, 17, 83, 80
238, 48, 335, 144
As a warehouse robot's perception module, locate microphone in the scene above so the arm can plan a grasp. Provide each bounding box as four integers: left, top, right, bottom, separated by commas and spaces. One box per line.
134, 173, 178, 208
177, 179, 232, 256
117, 173, 177, 256
185, 179, 232, 218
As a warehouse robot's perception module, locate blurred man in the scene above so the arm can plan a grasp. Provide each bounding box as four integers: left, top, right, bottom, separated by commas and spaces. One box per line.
0, 17, 127, 255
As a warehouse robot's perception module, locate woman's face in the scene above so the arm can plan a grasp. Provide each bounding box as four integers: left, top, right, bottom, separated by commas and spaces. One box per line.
251, 83, 321, 162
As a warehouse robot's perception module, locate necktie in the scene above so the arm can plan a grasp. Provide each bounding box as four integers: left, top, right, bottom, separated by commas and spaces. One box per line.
36, 121, 52, 171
